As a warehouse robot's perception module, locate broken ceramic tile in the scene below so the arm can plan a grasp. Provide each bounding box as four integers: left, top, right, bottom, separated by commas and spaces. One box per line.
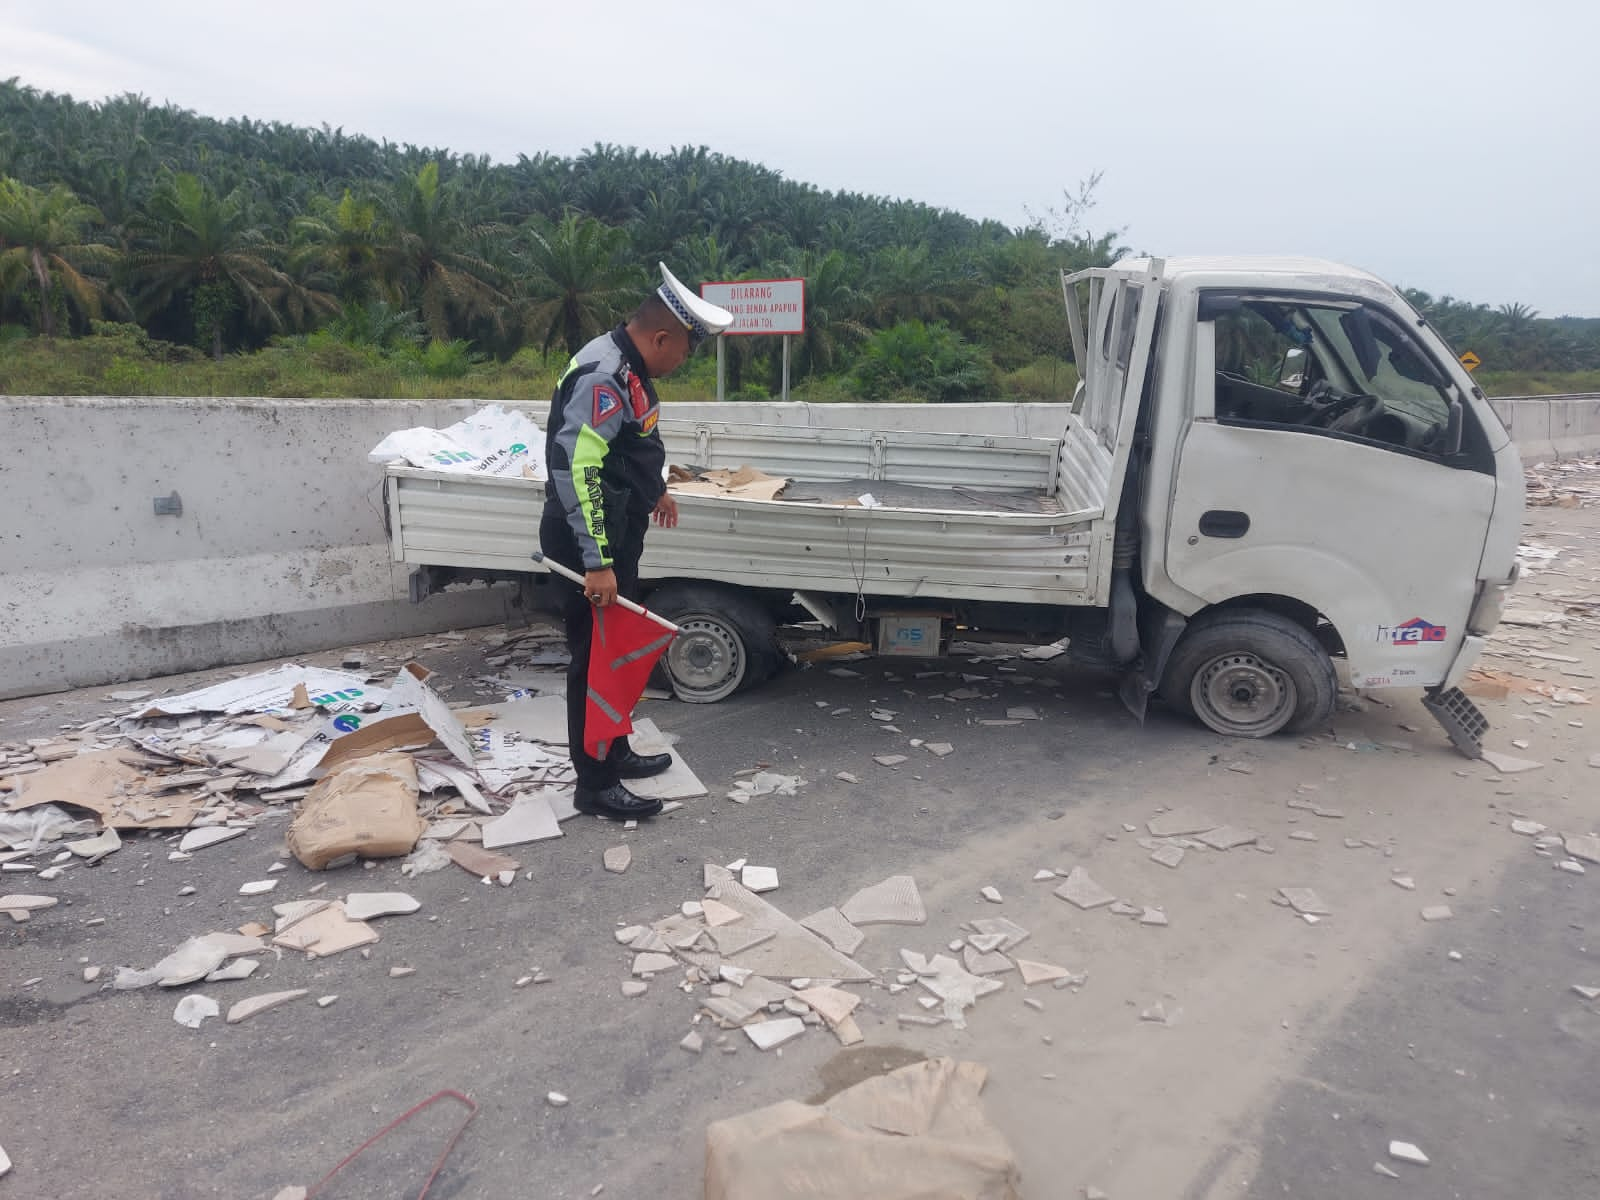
1140, 908, 1169, 927
962, 945, 1014, 976
835, 772, 860, 785
741, 865, 779, 893
680, 1031, 704, 1054
1108, 900, 1141, 917
710, 925, 777, 957
918, 953, 1004, 1028
969, 917, 1030, 952
1373, 1162, 1400, 1179
1147, 808, 1219, 838
481, 794, 563, 849
621, 980, 648, 998
701, 898, 741, 927
1288, 831, 1319, 842
1150, 844, 1185, 869
342, 892, 420, 921
178, 826, 248, 853
1054, 868, 1116, 910
1388, 1140, 1429, 1166
603, 845, 631, 874
1005, 707, 1040, 721
873, 754, 909, 767
1510, 819, 1547, 836
925, 742, 954, 757
238, 879, 279, 897
629, 928, 669, 953
745, 1017, 806, 1050
0, 894, 57, 913
66, 828, 122, 859
798, 907, 865, 955
1572, 985, 1600, 1001
204, 957, 261, 983
840, 875, 926, 926
225, 988, 308, 1024
966, 932, 1008, 954
632, 952, 677, 976
1420, 905, 1453, 922
980, 885, 1003, 904
1278, 888, 1331, 916
1391, 875, 1416, 890
273, 904, 379, 958
173, 994, 220, 1029
1565, 833, 1600, 864
1032, 869, 1057, 881
1558, 860, 1587, 874
793, 985, 860, 1028
1016, 959, 1072, 986
1196, 826, 1257, 851
389, 966, 416, 978
1480, 750, 1542, 775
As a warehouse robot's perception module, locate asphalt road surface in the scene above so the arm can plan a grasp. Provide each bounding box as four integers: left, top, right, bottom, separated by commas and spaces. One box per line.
3, 478, 1597, 1200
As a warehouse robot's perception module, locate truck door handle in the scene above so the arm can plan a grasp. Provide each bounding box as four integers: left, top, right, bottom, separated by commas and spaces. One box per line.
1198, 510, 1250, 539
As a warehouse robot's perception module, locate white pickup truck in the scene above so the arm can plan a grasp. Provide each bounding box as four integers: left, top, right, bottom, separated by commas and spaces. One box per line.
386, 256, 1524, 752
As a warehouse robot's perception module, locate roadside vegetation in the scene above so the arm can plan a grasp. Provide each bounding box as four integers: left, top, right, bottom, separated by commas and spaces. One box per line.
1, 80, 1592, 402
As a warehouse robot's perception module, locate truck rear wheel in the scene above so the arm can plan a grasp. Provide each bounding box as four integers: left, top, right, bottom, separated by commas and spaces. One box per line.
1160, 610, 1336, 738
646, 581, 780, 704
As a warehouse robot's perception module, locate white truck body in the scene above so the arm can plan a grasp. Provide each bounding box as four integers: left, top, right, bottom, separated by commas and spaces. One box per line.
386, 256, 1524, 747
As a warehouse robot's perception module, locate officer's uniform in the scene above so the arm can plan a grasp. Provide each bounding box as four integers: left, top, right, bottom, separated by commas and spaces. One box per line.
539, 325, 667, 791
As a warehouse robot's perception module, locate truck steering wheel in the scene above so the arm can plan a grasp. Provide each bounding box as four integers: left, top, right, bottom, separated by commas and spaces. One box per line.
1303, 380, 1383, 430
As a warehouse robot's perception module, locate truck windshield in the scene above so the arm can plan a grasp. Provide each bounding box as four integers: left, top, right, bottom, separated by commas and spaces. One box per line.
1212, 299, 1452, 455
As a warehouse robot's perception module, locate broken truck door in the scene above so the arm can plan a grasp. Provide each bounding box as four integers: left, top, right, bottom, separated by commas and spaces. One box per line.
1159, 291, 1497, 692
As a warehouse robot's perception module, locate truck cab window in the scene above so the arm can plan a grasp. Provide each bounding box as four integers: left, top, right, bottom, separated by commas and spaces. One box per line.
1211, 299, 1455, 456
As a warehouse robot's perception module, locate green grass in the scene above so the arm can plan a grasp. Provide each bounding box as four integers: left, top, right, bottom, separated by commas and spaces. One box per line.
1473, 370, 1600, 396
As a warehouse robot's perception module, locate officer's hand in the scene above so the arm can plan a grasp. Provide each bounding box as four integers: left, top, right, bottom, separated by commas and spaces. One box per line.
652, 493, 679, 529
584, 568, 618, 608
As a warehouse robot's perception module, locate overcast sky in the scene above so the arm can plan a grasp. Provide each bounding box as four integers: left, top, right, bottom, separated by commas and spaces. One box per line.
5, 0, 1597, 315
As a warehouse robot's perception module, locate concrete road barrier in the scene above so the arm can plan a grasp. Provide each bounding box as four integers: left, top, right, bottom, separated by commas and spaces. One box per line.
1, 393, 1595, 698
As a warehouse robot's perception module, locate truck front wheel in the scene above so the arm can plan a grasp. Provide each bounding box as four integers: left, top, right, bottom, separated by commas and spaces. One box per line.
1160, 610, 1337, 738
646, 581, 780, 704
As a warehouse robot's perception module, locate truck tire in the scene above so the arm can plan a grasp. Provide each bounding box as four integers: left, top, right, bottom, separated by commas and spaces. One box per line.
1160, 610, 1336, 738
646, 581, 780, 704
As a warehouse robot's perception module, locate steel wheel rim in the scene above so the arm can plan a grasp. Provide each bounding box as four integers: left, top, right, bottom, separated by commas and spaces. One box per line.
1191, 651, 1297, 737
665, 614, 746, 702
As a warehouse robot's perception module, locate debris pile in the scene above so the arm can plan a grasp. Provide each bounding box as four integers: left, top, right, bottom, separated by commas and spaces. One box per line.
606, 865, 1090, 1055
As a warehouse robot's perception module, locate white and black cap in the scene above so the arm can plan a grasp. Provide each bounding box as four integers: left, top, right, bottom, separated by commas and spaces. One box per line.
657, 262, 733, 348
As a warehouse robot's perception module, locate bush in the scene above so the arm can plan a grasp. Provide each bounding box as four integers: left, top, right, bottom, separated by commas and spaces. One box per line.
851, 321, 998, 403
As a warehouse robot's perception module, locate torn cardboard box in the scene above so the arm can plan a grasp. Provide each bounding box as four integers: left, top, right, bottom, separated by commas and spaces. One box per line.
287, 752, 425, 870
316, 663, 475, 772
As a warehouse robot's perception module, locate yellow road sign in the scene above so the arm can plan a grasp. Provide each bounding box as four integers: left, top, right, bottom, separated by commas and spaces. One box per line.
1459, 350, 1481, 372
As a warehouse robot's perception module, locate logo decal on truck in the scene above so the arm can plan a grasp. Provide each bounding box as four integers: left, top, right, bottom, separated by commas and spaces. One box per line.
1377, 618, 1447, 646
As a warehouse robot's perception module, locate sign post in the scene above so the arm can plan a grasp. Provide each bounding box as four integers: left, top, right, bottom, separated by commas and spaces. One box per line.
700, 278, 806, 403
1459, 350, 1481, 373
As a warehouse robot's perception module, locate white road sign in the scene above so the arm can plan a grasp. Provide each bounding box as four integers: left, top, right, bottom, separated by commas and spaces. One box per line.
700, 278, 806, 336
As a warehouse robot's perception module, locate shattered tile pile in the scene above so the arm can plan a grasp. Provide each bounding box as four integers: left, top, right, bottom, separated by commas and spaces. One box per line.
0, 633, 708, 1010
607, 864, 1090, 1055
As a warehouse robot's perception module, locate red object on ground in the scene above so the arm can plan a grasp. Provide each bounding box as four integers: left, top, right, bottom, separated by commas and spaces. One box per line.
586, 604, 676, 758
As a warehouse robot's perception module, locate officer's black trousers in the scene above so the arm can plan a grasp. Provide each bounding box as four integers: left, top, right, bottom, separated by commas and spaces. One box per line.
538, 504, 648, 790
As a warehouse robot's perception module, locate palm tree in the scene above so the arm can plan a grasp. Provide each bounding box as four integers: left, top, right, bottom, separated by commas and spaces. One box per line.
0, 176, 116, 336
127, 171, 288, 358
519, 211, 638, 357
291, 189, 386, 305
376, 162, 507, 343
781, 248, 868, 378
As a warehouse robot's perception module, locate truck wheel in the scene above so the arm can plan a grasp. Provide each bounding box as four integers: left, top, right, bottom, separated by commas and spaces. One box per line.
647, 581, 780, 704
1160, 611, 1336, 738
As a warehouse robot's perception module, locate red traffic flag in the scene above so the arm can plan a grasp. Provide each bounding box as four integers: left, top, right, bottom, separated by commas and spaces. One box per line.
585, 604, 677, 759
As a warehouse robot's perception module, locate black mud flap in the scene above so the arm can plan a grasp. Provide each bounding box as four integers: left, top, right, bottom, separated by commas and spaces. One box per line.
1117, 610, 1187, 723
1423, 686, 1488, 759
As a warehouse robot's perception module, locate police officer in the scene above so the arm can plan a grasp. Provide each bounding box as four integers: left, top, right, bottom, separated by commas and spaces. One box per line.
539, 264, 733, 820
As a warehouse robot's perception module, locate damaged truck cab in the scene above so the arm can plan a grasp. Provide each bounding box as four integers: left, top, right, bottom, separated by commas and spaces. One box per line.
1084, 258, 1523, 748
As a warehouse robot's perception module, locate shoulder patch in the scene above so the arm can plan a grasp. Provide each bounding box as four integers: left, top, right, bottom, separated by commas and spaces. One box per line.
627, 373, 650, 418
593, 384, 622, 424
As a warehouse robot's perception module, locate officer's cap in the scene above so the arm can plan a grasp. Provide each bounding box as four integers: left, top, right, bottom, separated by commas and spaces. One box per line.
657, 262, 733, 348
